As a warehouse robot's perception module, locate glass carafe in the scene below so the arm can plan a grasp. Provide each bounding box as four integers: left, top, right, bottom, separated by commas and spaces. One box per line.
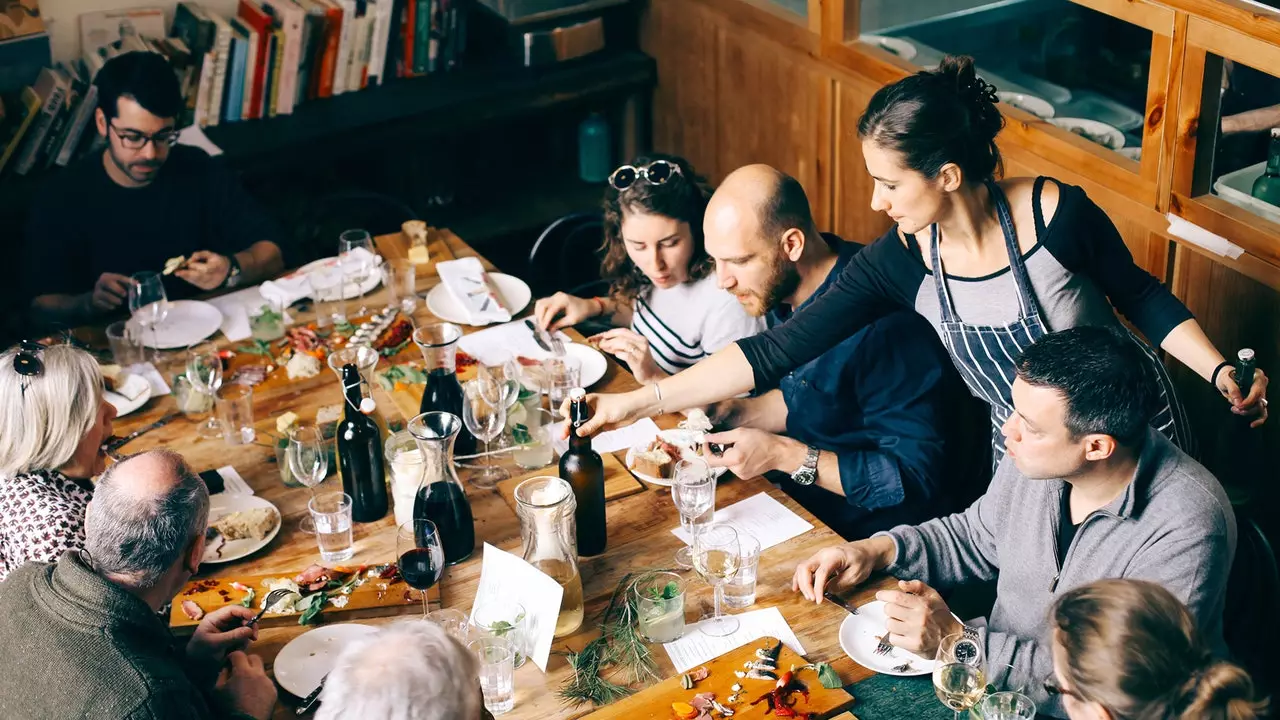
514, 476, 585, 638
413, 323, 477, 457
408, 411, 476, 565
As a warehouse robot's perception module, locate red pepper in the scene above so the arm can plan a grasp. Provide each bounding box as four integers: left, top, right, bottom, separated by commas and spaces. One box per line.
775, 671, 794, 690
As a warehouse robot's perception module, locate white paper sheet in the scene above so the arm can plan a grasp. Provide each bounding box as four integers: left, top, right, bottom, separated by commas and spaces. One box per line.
215, 466, 254, 496
178, 125, 224, 157
456, 319, 570, 366
469, 543, 564, 672
129, 362, 171, 396
662, 606, 806, 674
550, 416, 662, 457
671, 492, 813, 550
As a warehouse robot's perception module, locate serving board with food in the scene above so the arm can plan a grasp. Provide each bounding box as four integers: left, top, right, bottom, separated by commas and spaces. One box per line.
583, 638, 854, 719
170, 562, 440, 634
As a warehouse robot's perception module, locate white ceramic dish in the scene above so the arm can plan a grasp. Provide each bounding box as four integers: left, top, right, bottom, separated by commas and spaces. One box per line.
202, 494, 282, 565
624, 428, 730, 488
295, 255, 383, 300
129, 300, 224, 349
838, 600, 936, 677
997, 91, 1055, 119
426, 273, 532, 326
104, 373, 153, 417
1049, 117, 1125, 150
518, 342, 608, 391
274, 623, 379, 698
858, 35, 917, 61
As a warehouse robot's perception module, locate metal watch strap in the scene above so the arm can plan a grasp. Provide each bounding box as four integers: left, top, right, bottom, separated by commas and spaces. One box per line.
962, 624, 981, 642
223, 255, 242, 288
790, 445, 820, 486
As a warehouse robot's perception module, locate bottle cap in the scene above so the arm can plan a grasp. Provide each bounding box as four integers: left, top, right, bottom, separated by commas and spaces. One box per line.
569, 387, 586, 401
1272, 128, 1280, 139
1239, 348, 1256, 362
359, 398, 377, 414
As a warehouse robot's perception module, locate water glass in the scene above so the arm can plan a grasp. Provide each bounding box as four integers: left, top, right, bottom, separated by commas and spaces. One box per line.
512, 408, 555, 470
106, 321, 144, 368
248, 296, 286, 341
385, 431, 426, 529
309, 492, 354, 562
309, 266, 347, 326
722, 529, 761, 609
671, 457, 715, 569
934, 631, 988, 719
471, 599, 529, 669
978, 692, 1036, 720
215, 384, 255, 445
543, 356, 581, 413
186, 346, 224, 440
383, 258, 419, 314
634, 571, 686, 643
470, 636, 516, 716
173, 375, 213, 416
462, 379, 509, 488
427, 608, 471, 642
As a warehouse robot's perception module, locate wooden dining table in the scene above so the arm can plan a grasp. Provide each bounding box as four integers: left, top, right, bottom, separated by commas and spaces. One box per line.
85, 228, 897, 720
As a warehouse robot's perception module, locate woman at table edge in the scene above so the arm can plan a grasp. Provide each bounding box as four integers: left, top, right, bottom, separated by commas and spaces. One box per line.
532, 153, 764, 385
570, 57, 1269, 445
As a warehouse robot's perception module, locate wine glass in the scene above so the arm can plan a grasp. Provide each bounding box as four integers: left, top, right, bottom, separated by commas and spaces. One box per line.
128, 271, 169, 362
478, 355, 522, 449
339, 229, 379, 318
671, 458, 715, 569
978, 691, 1036, 720
288, 425, 328, 535
933, 631, 988, 719
692, 522, 740, 637
186, 346, 223, 439
397, 521, 444, 619
462, 379, 509, 488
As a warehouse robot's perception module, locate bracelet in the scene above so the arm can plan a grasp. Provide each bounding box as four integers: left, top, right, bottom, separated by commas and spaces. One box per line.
1211, 361, 1233, 388
650, 382, 663, 413
591, 296, 607, 316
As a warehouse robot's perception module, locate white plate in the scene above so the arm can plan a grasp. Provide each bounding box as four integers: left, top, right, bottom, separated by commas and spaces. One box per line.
129, 299, 224, 349
426, 273, 532, 326
202, 494, 282, 565
858, 35, 917, 61
1049, 117, 1125, 150
624, 428, 730, 488
997, 91, 1055, 119
274, 623, 379, 698
104, 373, 152, 417
295, 255, 383, 300
518, 342, 608, 392
838, 600, 936, 677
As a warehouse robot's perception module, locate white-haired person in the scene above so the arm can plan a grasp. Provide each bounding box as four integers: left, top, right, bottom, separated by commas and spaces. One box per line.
316, 619, 494, 720
0, 341, 116, 580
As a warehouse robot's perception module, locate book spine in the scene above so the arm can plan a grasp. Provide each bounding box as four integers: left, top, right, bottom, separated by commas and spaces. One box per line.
15, 80, 65, 175
332, 0, 355, 94
56, 85, 98, 166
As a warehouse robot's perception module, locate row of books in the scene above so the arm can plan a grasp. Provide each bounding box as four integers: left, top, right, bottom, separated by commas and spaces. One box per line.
0, 63, 103, 178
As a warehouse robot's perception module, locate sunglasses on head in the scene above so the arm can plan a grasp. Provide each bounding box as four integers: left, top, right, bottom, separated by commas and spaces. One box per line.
608, 160, 682, 191
14, 340, 45, 398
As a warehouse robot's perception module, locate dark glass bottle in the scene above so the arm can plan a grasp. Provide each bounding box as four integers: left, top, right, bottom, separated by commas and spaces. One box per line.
559, 388, 606, 556
337, 363, 388, 522
1251, 130, 1280, 207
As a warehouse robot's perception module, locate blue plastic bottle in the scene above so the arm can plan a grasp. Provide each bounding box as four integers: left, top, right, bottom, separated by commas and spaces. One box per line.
578, 113, 611, 184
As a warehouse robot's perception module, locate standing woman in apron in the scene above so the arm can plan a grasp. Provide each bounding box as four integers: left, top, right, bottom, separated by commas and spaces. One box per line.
571, 56, 1270, 460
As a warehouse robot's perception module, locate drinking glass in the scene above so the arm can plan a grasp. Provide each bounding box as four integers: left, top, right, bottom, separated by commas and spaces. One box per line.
543, 356, 581, 413
128, 271, 168, 361
186, 346, 224, 440
248, 297, 286, 342
427, 608, 471, 642
471, 599, 529, 669
215, 384, 255, 445
397, 521, 444, 619
671, 458, 715, 569
383, 258, 419, 314
106, 320, 144, 368
692, 522, 740, 637
722, 528, 761, 609
512, 408, 555, 470
470, 636, 516, 715
288, 425, 328, 534
309, 492, 354, 562
308, 265, 347, 326
978, 691, 1036, 720
385, 431, 426, 529
934, 631, 988, 719
339, 229, 378, 318
462, 379, 508, 488
634, 571, 686, 643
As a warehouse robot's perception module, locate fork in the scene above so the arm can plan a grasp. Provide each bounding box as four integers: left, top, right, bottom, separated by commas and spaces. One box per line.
874, 632, 895, 656
248, 588, 296, 626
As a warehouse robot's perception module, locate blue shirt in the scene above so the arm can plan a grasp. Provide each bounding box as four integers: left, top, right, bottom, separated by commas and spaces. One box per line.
768, 236, 956, 536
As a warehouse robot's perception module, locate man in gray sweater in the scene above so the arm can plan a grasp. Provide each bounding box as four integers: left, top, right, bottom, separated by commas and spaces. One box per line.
793, 327, 1236, 713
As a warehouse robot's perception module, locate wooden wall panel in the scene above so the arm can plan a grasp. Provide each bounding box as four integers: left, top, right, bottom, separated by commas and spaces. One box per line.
642, 0, 722, 178
831, 79, 891, 244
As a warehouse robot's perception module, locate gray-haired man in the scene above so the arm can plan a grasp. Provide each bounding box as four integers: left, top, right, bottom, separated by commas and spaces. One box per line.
0, 450, 277, 720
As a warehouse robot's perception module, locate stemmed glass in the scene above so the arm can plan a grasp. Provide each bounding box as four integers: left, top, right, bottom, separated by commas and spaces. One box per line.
128, 271, 168, 362
933, 631, 988, 719
478, 355, 522, 449
462, 379, 508, 488
671, 458, 714, 569
288, 425, 328, 535
339, 229, 379, 318
186, 346, 223, 439
693, 523, 740, 637
397, 521, 445, 619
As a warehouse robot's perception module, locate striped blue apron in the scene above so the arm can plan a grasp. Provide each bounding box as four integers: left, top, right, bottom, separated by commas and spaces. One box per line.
930, 181, 1193, 465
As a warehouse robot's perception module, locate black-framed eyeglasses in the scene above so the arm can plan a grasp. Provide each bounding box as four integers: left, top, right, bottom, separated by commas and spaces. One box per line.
608, 160, 682, 191
108, 121, 180, 150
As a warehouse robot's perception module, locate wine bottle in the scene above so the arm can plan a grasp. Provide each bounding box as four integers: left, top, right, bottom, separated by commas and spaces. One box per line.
559, 388, 607, 556
337, 363, 388, 522
1251, 129, 1280, 207
1236, 348, 1256, 398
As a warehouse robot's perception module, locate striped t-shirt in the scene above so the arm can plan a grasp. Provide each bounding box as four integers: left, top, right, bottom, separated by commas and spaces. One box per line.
631, 274, 766, 375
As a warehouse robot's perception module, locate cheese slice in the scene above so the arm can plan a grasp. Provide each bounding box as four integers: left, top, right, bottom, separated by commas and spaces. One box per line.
162, 255, 186, 275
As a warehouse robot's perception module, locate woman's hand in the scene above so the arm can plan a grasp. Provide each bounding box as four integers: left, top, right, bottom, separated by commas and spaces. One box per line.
533, 292, 600, 331
1216, 367, 1270, 427
592, 328, 664, 384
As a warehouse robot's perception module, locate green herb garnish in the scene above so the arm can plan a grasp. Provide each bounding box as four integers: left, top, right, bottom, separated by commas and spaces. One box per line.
239, 588, 256, 608
253, 303, 284, 325
795, 662, 843, 690
376, 364, 428, 391
379, 338, 412, 357
489, 620, 515, 637
646, 581, 680, 601
512, 423, 532, 445
237, 339, 275, 358
298, 592, 326, 625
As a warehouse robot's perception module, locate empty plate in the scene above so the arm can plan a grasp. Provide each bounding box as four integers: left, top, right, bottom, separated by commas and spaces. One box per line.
859, 35, 917, 61
274, 623, 379, 698
1049, 117, 1125, 150
129, 300, 225, 349
997, 92, 1055, 119
838, 600, 935, 677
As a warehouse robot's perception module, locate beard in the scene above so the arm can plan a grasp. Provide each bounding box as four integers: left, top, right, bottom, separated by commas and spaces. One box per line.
738, 250, 801, 317
108, 144, 163, 184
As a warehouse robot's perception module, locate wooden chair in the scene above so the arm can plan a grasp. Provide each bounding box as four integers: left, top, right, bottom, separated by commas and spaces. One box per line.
526, 211, 607, 299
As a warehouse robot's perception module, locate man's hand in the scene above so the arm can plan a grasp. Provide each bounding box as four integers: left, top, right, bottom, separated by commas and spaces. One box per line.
213, 651, 277, 720
703, 428, 805, 480
792, 537, 896, 602
876, 579, 963, 657
87, 272, 134, 313
176, 250, 232, 290
187, 604, 258, 669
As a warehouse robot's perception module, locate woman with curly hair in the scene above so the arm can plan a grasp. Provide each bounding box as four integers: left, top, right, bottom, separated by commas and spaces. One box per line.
533, 153, 764, 383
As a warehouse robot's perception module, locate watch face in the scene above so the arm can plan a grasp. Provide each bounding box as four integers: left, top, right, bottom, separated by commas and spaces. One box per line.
954, 639, 980, 666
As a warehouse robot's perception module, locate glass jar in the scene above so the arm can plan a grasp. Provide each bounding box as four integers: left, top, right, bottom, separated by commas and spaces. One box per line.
385, 430, 427, 529
513, 476, 584, 638
408, 411, 476, 565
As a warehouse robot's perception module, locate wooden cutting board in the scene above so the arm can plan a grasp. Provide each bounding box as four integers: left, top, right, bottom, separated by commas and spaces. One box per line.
583, 636, 855, 719
496, 453, 645, 515
169, 565, 441, 635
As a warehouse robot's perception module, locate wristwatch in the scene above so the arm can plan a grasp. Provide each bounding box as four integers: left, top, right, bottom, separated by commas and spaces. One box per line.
790, 446, 820, 486
222, 255, 242, 288
954, 625, 984, 666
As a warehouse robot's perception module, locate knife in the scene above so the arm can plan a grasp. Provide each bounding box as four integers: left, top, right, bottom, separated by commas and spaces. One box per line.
823, 590, 861, 615
523, 318, 552, 352
106, 411, 181, 451
295, 673, 328, 715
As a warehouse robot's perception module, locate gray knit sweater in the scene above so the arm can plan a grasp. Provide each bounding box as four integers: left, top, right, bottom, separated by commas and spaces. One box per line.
880, 428, 1236, 715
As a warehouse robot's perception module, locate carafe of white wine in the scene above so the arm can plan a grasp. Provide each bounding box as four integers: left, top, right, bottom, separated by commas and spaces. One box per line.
513, 476, 584, 638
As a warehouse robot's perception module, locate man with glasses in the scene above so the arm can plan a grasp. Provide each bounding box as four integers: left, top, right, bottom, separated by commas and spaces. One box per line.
22, 51, 285, 328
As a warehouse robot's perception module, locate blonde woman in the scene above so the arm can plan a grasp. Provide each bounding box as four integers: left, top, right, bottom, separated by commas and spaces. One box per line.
0, 342, 116, 580
1049, 578, 1269, 720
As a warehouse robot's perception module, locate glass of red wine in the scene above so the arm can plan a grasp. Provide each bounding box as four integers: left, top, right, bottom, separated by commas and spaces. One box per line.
397, 521, 445, 619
